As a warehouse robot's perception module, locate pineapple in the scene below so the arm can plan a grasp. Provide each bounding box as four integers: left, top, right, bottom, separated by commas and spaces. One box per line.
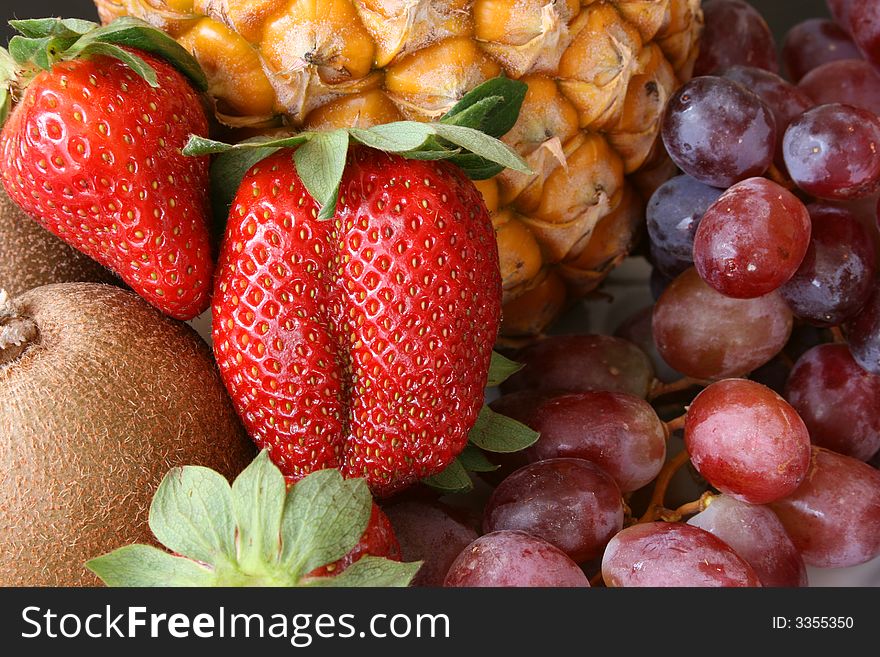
95, 0, 703, 336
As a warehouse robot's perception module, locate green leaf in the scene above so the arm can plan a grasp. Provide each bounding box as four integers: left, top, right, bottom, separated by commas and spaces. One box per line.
0, 48, 15, 125
65, 16, 208, 91
446, 154, 505, 181
468, 405, 540, 454
306, 556, 421, 588
280, 469, 373, 577
148, 465, 237, 566
74, 42, 158, 87
8, 36, 54, 69
433, 124, 530, 174
10, 18, 98, 39
86, 544, 217, 587
293, 129, 349, 220
350, 122, 436, 152
422, 458, 473, 493
184, 133, 311, 156
442, 76, 527, 139
231, 451, 287, 572
487, 351, 524, 387
440, 95, 503, 130
457, 445, 500, 473
209, 144, 281, 236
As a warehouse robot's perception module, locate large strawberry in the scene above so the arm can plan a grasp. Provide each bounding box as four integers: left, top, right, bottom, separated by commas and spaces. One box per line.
0, 18, 213, 320
194, 87, 534, 496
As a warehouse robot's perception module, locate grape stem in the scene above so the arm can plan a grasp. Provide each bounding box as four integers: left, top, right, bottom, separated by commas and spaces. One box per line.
637, 449, 691, 524
664, 414, 687, 435
662, 491, 716, 522
648, 377, 710, 401
589, 572, 605, 587
830, 325, 846, 344
766, 162, 795, 189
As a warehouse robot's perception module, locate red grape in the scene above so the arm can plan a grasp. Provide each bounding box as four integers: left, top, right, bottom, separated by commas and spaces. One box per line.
782, 19, 862, 82
785, 343, 880, 461
779, 204, 876, 326
662, 76, 776, 189
615, 306, 682, 384
828, 0, 854, 33
694, 0, 778, 76
444, 530, 590, 587
520, 392, 667, 493
653, 268, 793, 380
770, 447, 880, 568
688, 495, 808, 587
783, 103, 880, 201
383, 499, 479, 587
693, 178, 811, 299
849, 0, 880, 68
685, 379, 812, 504
719, 66, 814, 173
501, 335, 655, 399
602, 522, 761, 587
483, 458, 624, 563
846, 286, 880, 375
647, 175, 724, 262
799, 59, 880, 115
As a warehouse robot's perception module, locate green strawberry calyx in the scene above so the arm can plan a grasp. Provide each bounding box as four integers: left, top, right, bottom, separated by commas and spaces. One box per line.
0, 16, 208, 124
87, 451, 420, 587
185, 76, 533, 221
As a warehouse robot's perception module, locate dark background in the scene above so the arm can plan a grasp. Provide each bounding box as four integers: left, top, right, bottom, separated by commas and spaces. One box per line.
0, 1, 833, 42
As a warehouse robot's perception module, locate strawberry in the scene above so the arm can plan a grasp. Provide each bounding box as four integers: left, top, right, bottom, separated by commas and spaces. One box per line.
308, 503, 401, 577
0, 18, 213, 320
212, 147, 504, 496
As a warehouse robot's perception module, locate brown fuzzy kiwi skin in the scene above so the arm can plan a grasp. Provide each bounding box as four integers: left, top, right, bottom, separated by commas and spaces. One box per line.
0, 283, 256, 586
0, 188, 119, 297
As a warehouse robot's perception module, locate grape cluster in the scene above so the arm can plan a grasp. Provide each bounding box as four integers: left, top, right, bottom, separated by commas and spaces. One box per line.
382, 0, 880, 587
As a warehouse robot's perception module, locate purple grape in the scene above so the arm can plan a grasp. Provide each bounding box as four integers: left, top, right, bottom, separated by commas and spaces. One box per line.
649, 241, 692, 279
846, 285, 880, 375
783, 19, 862, 82
783, 103, 880, 201
602, 522, 761, 587
689, 495, 807, 587
799, 59, 880, 115
383, 499, 479, 587
484, 458, 624, 562
785, 343, 880, 461
850, 0, 880, 68
646, 175, 723, 262
779, 203, 876, 326
694, 0, 778, 76
444, 530, 590, 587
661, 76, 776, 188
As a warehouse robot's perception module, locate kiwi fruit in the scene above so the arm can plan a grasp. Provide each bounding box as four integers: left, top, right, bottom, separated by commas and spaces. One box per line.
0, 187, 119, 297
0, 283, 255, 586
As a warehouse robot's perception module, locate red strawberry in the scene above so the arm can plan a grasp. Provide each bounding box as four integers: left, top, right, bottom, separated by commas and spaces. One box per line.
0, 34, 213, 320
213, 147, 502, 496
308, 503, 401, 578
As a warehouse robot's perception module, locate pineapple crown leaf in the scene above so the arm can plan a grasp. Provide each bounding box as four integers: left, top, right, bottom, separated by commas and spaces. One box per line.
1, 16, 208, 104
422, 353, 539, 494
86, 451, 420, 587
186, 76, 531, 221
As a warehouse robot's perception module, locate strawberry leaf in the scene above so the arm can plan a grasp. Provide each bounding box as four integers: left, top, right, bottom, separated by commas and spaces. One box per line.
305, 556, 421, 588
8, 18, 98, 39
73, 42, 159, 87
209, 144, 281, 237
349, 122, 436, 152
86, 545, 216, 587
458, 445, 500, 473
440, 95, 503, 131
0, 48, 16, 124
442, 76, 527, 139
487, 351, 524, 387
294, 129, 350, 220
280, 469, 372, 577
148, 465, 237, 566
432, 124, 530, 174
231, 451, 286, 572
422, 458, 474, 493
64, 17, 208, 91
184, 133, 311, 156
88, 452, 417, 587
468, 405, 540, 453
